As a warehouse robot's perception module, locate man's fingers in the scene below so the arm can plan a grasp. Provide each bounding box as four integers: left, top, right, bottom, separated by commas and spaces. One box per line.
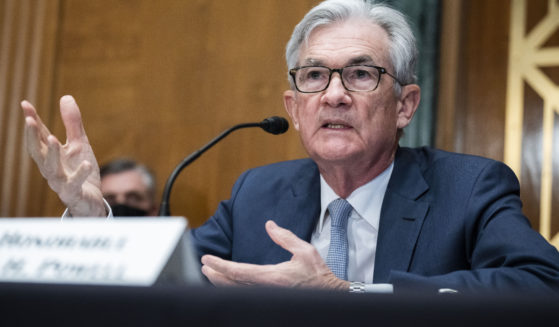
21, 100, 52, 145
201, 265, 241, 286
59, 95, 87, 142
44, 135, 64, 179
21, 100, 41, 126
21, 100, 38, 120
201, 255, 265, 285
265, 220, 309, 254
201, 255, 242, 275
24, 117, 45, 162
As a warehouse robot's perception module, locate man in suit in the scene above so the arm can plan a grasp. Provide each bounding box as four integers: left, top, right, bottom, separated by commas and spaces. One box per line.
190, 0, 559, 293
21, 0, 559, 293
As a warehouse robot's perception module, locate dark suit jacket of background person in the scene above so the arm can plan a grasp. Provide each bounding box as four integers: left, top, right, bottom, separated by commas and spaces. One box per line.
191, 147, 559, 293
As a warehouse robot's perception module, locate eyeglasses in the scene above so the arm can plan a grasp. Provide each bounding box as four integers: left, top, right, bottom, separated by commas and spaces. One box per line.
289, 65, 404, 93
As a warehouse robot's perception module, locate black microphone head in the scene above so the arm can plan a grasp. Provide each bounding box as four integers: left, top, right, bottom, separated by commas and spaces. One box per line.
260, 116, 289, 135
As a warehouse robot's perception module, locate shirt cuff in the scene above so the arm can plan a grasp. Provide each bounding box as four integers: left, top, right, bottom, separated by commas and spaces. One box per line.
61, 198, 113, 219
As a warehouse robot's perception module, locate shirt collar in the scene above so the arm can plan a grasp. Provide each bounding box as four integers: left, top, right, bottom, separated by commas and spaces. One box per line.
318, 162, 394, 232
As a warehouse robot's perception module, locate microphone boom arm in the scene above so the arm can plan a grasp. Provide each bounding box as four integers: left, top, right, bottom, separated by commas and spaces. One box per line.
158, 118, 287, 216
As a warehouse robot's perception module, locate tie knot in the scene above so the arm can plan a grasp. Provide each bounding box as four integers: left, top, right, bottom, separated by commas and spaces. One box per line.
328, 198, 352, 227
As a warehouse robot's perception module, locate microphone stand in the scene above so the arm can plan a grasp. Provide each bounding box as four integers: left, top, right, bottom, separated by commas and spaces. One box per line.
158, 120, 286, 216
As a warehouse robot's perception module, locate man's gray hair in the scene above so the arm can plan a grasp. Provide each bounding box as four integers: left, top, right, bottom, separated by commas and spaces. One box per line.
285, 0, 417, 94
100, 158, 156, 197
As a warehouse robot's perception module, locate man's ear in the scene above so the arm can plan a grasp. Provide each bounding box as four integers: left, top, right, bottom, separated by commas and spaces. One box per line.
396, 84, 421, 129
283, 90, 300, 130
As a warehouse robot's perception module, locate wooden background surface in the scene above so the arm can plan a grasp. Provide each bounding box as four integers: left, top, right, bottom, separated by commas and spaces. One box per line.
1, 0, 557, 239
2, 0, 319, 226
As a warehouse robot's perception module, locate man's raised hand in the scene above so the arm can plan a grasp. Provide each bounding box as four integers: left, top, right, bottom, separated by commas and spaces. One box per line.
21, 95, 106, 217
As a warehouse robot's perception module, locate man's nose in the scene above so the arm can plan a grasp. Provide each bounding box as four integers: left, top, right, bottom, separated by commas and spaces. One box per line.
114, 194, 127, 204
322, 73, 350, 106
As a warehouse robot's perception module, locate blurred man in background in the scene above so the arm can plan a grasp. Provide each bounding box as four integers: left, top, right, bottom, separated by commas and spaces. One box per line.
100, 158, 158, 217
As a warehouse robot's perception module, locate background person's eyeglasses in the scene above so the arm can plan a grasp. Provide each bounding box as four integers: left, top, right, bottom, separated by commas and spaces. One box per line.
289, 65, 404, 93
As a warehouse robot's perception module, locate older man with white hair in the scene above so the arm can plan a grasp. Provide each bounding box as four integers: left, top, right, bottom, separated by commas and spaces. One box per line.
21, 0, 559, 293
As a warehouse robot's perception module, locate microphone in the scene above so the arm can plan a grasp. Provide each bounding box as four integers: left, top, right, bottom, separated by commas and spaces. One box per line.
158, 116, 289, 216
260, 116, 289, 134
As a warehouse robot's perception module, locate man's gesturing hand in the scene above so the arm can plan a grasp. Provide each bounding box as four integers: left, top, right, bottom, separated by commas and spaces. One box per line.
201, 220, 349, 290
21, 95, 105, 217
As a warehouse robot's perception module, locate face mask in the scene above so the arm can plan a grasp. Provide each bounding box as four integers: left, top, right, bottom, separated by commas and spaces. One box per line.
111, 204, 149, 217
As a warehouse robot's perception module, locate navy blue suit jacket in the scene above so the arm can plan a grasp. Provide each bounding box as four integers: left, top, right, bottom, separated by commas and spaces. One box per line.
191, 147, 559, 293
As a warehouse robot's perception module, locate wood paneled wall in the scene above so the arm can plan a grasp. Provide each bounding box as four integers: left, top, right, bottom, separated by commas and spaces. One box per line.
438, 0, 512, 159
2, 0, 319, 226
4, 0, 557, 246
438, 0, 559, 247
0, 0, 59, 217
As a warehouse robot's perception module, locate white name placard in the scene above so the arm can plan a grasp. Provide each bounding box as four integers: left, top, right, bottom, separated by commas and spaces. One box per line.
0, 217, 202, 286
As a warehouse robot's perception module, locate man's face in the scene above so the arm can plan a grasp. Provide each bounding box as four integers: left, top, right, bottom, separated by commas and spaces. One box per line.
284, 20, 418, 170
101, 170, 156, 215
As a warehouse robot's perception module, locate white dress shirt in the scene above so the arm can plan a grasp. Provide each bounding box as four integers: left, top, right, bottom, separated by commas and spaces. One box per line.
311, 162, 393, 285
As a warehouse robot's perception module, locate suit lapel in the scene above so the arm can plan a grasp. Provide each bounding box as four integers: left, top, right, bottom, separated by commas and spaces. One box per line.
373, 148, 430, 283
273, 160, 321, 244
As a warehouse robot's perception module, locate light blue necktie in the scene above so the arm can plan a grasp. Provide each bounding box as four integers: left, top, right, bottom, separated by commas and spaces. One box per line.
325, 198, 353, 280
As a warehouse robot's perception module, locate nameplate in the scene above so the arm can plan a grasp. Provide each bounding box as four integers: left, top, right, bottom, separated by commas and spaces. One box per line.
0, 217, 202, 286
